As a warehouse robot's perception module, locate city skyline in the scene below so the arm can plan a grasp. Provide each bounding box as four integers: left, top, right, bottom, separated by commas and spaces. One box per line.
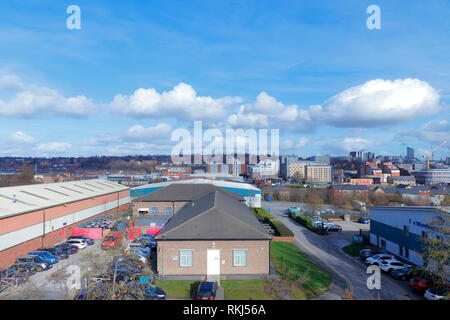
0, 1, 449, 159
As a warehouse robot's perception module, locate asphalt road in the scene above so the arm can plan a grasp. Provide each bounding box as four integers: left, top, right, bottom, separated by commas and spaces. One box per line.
263, 201, 422, 300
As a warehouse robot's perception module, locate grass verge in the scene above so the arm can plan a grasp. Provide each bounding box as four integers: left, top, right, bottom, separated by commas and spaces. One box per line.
270, 241, 332, 299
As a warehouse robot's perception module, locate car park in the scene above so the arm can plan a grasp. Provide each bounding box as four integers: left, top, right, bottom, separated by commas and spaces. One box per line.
28, 251, 59, 264
15, 255, 53, 272
424, 287, 449, 300
66, 239, 88, 250
195, 281, 218, 300
126, 243, 151, 254
38, 247, 69, 260
378, 259, 410, 273
68, 235, 95, 246
365, 254, 395, 266
112, 256, 145, 269
390, 266, 415, 280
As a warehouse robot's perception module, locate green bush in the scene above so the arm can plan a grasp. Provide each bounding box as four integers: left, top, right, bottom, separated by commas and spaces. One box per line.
253, 207, 274, 220
292, 215, 314, 230
263, 218, 294, 237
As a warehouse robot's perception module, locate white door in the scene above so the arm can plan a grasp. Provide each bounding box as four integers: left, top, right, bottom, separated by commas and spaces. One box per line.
207, 249, 220, 275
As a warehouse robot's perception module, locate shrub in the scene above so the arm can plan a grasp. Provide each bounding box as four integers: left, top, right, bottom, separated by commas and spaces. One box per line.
263, 218, 294, 237
253, 207, 274, 220
293, 215, 314, 230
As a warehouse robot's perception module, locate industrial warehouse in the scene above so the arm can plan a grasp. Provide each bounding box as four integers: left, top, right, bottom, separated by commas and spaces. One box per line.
0, 179, 130, 268
131, 179, 262, 208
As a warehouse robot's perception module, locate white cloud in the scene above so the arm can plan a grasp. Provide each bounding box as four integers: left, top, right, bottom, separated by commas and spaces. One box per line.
227, 108, 269, 128
0, 74, 24, 91
227, 92, 315, 132
396, 116, 450, 145
281, 137, 310, 151
8, 131, 37, 144
0, 83, 94, 117
109, 82, 242, 120
36, 142, 71, 152
320, 78, 441, 127
323, 137, 375, 153
124, 123, 172, 141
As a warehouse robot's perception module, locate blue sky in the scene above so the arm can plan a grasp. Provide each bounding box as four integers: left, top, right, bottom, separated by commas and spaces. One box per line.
0, 0, 449, 158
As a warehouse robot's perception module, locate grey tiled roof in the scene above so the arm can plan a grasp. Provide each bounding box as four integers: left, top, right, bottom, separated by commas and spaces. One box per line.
137, 183, 244, 202
155, 190, 271, 241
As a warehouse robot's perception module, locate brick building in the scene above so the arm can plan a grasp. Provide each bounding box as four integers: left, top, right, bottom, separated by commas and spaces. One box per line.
155, 190, 271, 278
0, 179, 130, 268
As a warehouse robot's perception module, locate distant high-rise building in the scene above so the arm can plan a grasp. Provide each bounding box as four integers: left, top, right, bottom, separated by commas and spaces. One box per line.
406, 147, 415, 160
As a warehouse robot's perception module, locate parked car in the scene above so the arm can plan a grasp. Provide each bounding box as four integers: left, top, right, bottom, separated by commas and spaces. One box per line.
390, 266, 415, 280
409, 277, 434, 293
55, 243, 79, 254
68, 235, 95, 246
28, 251, 59, 264
359, 248, 382, 261
365, 254, 395, 266
357, 217, 370, 224
194, 281, 218, 300
424, 287, 449, 300
143, 285, 166, 300
126, 246, 151, 257
38, 247, 69, 260
324, 223, 342, 232
128, 252, 148, 264
379, 259, 410, 273
112, 256, 145, 269
7, 263, 38, 276
101, 231, 123, 249
134, 238, 157, 249
126, 243, 151, 254
66, 239, 88, 250
140, 233, 155, 240
92, 270, 139, 284
15, 255, 52, 272
0, 268, 29, 285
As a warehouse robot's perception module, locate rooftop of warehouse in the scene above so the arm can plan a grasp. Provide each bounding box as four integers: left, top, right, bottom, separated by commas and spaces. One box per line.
132, 178, 261, 192
0, 179, 129, 219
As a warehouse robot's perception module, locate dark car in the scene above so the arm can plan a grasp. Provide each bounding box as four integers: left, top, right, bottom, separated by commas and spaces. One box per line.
55, 243, 79, 254
68, 235, 95, 246
112, 256, 145, 269
195, 281, 218, 300
7, 263, 38, 276
0, 268, 29, 285
390, 266, 415, 280
325, 224, 342, 232
108, 263, 142, 275
28, 251, 59, 264
15, 255, 53, 272
143, 285, 166, 300
359, 248, 382, 261
92, 270, 140, 284
38, 247, 69, 260
357, 218, 370, 224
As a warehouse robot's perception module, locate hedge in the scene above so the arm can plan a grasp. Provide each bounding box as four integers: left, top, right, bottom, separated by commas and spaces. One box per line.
290, 214, 314, 230
253, 207, 274, 220
264, 218, 294, 237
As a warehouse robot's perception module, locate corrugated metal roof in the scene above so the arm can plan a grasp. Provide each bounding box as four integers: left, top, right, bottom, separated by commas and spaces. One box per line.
0, 179, 129, 219
132, 178, 260, 192
138, 184, 244, 202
